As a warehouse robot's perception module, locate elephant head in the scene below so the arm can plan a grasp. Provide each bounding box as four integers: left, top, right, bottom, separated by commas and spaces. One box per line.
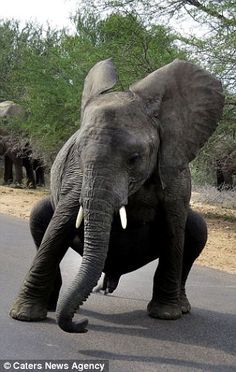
54, 58, 224, 332
0, 101, 24, 118
0, 101, 25, 137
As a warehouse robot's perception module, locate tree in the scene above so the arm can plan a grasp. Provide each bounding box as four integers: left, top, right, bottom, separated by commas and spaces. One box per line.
71, 11, 187, 87
0, 12, 187, 160
94, 1, 235, 86
87, 0, 235, 185
0, 20, 22, 101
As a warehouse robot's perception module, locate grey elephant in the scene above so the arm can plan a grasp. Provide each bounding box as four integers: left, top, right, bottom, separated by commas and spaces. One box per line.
9, 59, 224, 333
0, 101, 24, 118
0, 138, 45, 188
0, 101, 45, 187
0, 136, 35, 187
0, 101, 33, 186
216, 149, 236, 190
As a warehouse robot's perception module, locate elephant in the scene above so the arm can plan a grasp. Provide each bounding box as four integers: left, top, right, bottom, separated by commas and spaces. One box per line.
216, 149, 236, 190
9, 58, 224, 333
32, 158, 45, 187
0, 101, 45, 188
0, 100, 24, 118
0, 136, 35, 187
1, 139, 45, 188
28, 197, 208, 310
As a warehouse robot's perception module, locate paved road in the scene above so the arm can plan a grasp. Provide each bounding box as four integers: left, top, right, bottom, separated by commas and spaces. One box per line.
0, 213, 236, 371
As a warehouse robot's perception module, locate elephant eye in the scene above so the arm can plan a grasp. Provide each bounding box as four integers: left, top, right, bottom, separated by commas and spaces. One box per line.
127, 152, 141, 166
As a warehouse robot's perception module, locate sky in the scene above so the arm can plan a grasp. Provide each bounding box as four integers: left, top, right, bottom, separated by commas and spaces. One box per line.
0, 0, 79, 30
0, 0, 205, 37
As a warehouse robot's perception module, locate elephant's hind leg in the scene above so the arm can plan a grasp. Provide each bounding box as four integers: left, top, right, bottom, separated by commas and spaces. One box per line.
29, 197, 62, 310
180, 209, 208, 313
148, 209, 207, 319
29, 196, 54, 246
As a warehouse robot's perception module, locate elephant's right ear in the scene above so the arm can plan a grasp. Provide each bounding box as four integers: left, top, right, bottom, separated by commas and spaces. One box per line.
130, 59, 224, 170
81, 58, 117, 115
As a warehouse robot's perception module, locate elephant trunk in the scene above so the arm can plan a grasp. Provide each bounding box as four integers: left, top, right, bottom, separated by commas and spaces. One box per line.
56, 168, 115, 333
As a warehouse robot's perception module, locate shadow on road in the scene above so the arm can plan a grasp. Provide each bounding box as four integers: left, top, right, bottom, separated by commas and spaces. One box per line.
80, 306, 236, 357
80, 349, 235, 372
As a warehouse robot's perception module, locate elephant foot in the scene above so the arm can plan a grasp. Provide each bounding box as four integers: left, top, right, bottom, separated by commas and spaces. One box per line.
11, 182, 23, 189
27, 183, 36, 189
147, 301, 182, 320
36, 183, 45, 188
93, 275, 120, 295
180, 289, 191, 314
9, 296, 47, 321
93, 283, 109, 295
3, 180, 13, 186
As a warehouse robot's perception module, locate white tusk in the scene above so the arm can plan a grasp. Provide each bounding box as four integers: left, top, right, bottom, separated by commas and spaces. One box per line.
76, 206, 84, 229
119, 206, 127, 229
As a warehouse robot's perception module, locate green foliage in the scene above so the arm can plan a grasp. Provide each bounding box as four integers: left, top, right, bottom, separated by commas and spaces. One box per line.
0, 12, 186, 161
101, 1, 236, 87
0, 20, 23, 101
71, 12, 187, 88
101, 0, 236, 186
1, 0, 230, 183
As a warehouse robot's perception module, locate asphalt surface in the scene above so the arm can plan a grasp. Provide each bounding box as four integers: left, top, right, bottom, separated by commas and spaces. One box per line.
0, 213, 236, 372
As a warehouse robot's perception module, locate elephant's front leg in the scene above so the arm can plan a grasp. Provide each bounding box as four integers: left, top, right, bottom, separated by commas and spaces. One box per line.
4, 155, 13, 184
9, 198, 76, 321
23, 157, 36, 189
30, 196, 62, 310
13, 157, 24, 186
148, 202, 188, 320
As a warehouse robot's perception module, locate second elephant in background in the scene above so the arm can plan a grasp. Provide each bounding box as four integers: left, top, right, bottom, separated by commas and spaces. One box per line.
0, 136, 45, 188
0, 100, 45, 188
216, 149, 236, 190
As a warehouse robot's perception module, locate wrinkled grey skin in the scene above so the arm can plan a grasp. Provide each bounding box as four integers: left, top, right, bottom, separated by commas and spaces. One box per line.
9, 59, 224, 333
0, 101, 45, 187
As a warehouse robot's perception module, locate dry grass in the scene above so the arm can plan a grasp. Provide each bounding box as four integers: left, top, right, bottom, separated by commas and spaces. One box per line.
0, 186, 48, 219
192, 185, 236, 209
0, 185, 235, 274
191, 186, 236, 274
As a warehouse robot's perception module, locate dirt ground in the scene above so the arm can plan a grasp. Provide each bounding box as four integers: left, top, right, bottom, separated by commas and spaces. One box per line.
0, 185, 235, 274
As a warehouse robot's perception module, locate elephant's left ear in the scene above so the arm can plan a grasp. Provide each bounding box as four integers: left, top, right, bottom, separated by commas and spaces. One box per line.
130, 59, 224, 169
81, 58, 117, 115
